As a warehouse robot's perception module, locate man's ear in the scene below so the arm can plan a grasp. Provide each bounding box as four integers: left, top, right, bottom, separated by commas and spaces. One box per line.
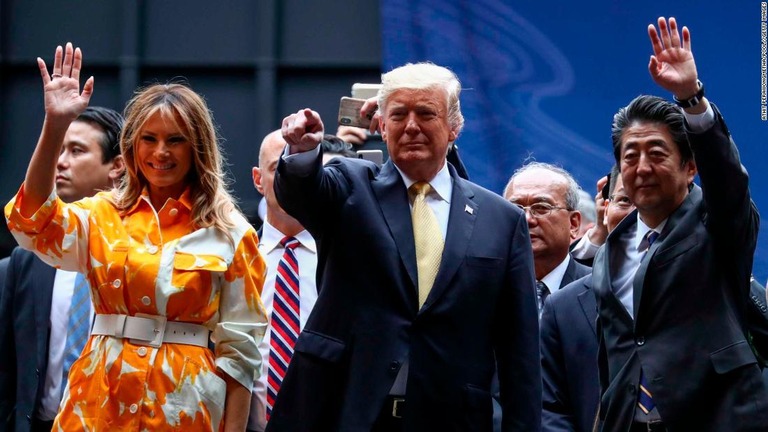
569, 210, 582, 241
685, 159, 698, 185
252, 166, 264, 194
108, 155, 125, 183
448, 128, 458, 142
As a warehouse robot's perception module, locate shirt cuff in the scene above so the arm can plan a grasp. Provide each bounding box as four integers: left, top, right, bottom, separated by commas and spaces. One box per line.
683, 103, 716, 133
281, 145, 321, 177
571, 233, 600, 260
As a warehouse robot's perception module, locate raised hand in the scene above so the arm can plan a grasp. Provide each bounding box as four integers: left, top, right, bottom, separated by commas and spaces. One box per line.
37, 42, 94, 123
647, 17, 699, 100
282, 108, 324, 153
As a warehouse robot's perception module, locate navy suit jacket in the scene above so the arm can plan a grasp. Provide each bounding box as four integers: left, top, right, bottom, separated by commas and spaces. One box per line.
268, 154, 541, 431
0, 248, 56, 432
593, 106, 768, 431
541, 274, 598, 432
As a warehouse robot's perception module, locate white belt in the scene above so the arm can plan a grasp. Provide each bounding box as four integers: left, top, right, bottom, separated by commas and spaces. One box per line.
91, 314, 210, 348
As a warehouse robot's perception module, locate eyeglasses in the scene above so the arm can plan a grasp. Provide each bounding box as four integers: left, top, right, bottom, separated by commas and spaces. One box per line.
514, 202, 569, 218
609, 194, 634, 209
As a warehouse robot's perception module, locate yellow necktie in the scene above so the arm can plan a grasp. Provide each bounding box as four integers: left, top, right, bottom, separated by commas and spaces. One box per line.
410, 182, 445, 308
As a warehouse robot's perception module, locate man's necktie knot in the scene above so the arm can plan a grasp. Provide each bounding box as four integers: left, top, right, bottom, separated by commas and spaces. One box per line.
281, 236, 300, 250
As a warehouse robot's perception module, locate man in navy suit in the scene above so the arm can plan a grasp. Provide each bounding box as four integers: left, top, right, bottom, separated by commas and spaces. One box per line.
267, 62, 541, 431
504, 162, 591, 313
593, 17, 768, 431
0, 107, 124, 432
540, 166, 634, 432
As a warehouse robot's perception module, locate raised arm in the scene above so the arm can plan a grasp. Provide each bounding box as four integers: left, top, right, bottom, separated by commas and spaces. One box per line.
21, 42, 93, 217
647, 17, 708, 115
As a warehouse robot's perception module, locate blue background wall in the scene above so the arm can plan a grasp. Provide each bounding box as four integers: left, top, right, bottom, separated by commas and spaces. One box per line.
382, 1, 768, 282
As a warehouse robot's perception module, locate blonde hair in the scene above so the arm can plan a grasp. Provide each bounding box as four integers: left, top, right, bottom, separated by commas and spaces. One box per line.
112, 83, 240, 244
377, 62, 464, 135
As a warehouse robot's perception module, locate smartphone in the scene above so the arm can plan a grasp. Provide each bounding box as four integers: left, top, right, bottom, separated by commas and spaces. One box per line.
338, 97, 373, 128
351, 83, 382, 100
357, 149, 383, 166
601, 172, 612, 200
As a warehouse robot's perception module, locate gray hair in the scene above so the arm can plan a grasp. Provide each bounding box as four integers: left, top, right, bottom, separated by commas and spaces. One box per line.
377, 62, 464, 136
504, 161, 582, 210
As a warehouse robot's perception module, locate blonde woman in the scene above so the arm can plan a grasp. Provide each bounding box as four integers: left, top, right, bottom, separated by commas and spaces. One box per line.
5, 42, 267, 431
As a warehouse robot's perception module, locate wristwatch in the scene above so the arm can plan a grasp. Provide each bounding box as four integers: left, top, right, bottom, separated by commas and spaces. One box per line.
673, 80, 705, 108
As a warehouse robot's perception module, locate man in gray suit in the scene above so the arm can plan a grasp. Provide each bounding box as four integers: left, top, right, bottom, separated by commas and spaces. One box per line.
593, 17, 768, 431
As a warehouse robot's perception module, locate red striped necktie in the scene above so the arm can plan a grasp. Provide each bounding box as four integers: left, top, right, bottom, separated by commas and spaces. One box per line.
266, 236, 301, 419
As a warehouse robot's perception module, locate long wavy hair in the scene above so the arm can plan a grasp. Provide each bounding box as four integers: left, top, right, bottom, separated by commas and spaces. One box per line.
111, 83, 239, 244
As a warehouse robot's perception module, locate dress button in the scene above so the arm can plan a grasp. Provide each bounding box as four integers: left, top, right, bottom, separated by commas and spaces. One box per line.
137, 347, 147, 357
141, 296, 151, 306
636, 337, 645, 346
169, 208, 178, 217
147, 245, 159, 254
112, 279, 122, 288
129, 403, 138, 414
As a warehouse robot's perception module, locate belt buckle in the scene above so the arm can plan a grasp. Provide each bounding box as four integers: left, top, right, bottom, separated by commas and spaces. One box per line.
391, 397, 405, 418
646, 420, 664, 432
130, 313, 166, 348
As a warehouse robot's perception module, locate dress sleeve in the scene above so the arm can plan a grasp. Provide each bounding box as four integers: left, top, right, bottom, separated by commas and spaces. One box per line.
4, 183, 93, 273
213, 225, 268, 391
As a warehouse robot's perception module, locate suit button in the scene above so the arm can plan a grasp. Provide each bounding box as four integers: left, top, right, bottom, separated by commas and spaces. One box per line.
389, 361, 400, 371
628, 384, 636, 395
26, 414, 32, 422
636, 337, 645, 346
36, 368, 40, 376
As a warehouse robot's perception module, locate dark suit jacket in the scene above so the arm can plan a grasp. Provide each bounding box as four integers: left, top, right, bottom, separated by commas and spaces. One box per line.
592, 106, 768, 431
268, 154, 541, 431
492, 256, 591, 431
541, 274, 598, 432
0, 248, 57, 432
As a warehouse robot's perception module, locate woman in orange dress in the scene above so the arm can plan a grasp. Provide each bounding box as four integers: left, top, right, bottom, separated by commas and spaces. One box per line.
5, 43, 267, 431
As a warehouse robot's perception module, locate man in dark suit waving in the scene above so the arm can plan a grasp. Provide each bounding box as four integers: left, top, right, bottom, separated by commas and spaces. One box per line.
593, 17, 768, 431
267, 62, 541, 431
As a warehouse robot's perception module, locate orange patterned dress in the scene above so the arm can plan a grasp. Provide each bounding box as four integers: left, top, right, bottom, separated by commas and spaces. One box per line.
5, 185, 267, 431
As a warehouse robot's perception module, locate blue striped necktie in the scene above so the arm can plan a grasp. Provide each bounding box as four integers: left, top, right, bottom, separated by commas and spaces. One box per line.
61, 272, 90, 393
266, 236, 301, 419
637, 230, 660, 414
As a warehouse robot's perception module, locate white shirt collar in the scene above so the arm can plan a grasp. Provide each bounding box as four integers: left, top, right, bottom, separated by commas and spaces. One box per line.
393, 161, 452, 204
541, 254, 571, 292
635, 214, 667, 252
259, 219, 317, 255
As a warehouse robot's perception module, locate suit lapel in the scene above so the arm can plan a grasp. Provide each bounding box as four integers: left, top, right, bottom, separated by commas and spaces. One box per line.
633, 185, 700, 322
594, 214, 635, 326
420, 168, 476, 313
371, 161, 418, 290
29, 255, 56, 366
576, 278, 598, 336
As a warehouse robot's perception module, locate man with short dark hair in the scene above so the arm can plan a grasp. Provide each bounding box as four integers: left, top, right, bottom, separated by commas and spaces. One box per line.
268, 62, 540, 431
540, 165, 634, 432
593, 17, 768, 431
0, 107, 124, 432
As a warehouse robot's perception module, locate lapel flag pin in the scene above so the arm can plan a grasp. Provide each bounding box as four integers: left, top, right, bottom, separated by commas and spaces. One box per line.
465, 205, 474, 215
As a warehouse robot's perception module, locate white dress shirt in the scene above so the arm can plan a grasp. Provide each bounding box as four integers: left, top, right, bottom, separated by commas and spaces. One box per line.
39, 270, 94, 421
248, 221, 318, 432
541, 254, 572, 294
